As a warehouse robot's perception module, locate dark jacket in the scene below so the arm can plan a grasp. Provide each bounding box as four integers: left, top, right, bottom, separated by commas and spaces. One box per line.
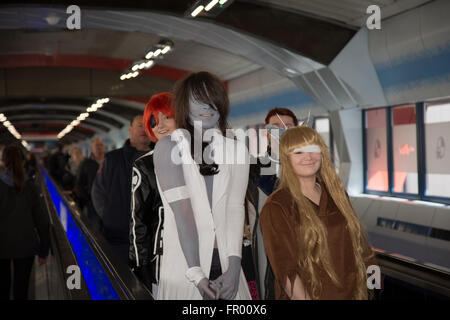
91, 139, 147, 245
75, 156, 100, 208
48, 151, 68, 185
129, 150, 164, 287
0, 171, 50, 259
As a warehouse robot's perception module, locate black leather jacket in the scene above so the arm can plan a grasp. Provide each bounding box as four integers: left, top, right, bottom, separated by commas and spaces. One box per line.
129, 150, 164, 287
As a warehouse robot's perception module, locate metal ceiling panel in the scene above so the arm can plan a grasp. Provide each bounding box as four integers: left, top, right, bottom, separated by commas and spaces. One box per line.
0, 7, 324, 79
252, 0, 432, 27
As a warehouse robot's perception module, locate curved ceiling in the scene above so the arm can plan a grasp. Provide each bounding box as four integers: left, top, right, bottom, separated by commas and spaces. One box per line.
0, 0, 428, 146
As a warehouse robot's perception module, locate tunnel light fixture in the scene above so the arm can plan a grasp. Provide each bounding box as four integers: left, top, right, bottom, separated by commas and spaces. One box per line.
161, 46, 171, 54
21, 140, 30, 151
205, 0, 218, 11
122, 39, 174, 81
153, 48, 162, 57
145, 51, 154, 59
187, 0, 233, 18
57, 97, 110, 140
191, 5, 204, 17
0, 113, 28, 147
120, 70, 139, 81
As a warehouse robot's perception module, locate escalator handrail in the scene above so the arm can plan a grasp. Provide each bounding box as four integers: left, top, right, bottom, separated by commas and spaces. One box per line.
37, 166, 92, 300
375, 251, 450, 297
40, 166, 154, 300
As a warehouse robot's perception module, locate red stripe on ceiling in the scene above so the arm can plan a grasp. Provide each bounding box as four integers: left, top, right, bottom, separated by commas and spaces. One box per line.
0, 54, 191, 82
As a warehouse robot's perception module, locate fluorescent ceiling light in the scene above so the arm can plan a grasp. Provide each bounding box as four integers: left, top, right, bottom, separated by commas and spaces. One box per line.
153, 49, 162, 57
219, 0, 228, 4
144, 60, 154, 69
161, 46, 171, 54
205, 0, 219, 11
191, 5, 204, 17
145, 51, 154, 59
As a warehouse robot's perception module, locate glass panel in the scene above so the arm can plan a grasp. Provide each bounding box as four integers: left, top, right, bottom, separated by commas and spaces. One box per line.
424, 101, 450, 198
392, 105, 418, 194
315, 118, 330, 148
366, 108, 389, 191
392, 105, 419, 193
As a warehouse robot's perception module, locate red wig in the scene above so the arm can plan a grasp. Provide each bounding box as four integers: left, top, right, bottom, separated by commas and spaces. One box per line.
143, 92, 175, 142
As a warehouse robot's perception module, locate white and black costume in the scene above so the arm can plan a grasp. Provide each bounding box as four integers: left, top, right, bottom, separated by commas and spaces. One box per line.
153, 129, 252, 300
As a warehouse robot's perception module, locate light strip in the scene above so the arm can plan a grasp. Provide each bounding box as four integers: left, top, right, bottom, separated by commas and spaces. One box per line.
57, 98, 110, 140
205, 0, 219, 11
191, 5, 204, 17
0, 113, 30, 150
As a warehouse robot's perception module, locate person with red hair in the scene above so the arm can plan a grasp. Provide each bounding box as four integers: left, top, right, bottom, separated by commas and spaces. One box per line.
129, 92, 177, 296
142, 92, 176, 142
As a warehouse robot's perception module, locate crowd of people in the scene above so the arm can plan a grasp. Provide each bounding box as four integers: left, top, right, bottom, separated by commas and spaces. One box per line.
0, 70, 378, 300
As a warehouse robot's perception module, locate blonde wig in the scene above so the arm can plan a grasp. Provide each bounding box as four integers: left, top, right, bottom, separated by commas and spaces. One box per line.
278, 126, 372, 300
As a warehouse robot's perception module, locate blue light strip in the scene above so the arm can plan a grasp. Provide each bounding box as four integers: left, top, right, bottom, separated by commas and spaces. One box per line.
42, 168, 120, 300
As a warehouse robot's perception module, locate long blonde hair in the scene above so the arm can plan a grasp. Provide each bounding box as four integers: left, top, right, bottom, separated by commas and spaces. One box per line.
278, 126, 371, 299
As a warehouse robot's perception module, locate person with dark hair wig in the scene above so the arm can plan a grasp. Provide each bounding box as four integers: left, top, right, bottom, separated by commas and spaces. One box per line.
129, 92, 176, 295
0, 144, 50, 300
153, 71, 251, 300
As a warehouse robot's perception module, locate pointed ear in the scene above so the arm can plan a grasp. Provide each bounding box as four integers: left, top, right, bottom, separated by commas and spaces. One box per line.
296, 110, 312, 127
305, 110, 312, 127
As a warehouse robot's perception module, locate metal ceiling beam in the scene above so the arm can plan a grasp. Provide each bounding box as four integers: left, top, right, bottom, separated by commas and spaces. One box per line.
0, 54, 191, 82
0, 102, 135, 128
2, 108, 123, 128
0, 2, 355, 65
4, 116, 110, 133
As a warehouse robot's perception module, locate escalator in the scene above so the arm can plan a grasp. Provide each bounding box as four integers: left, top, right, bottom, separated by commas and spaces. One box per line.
375, 251, 450, 300
32, 165, 449, 300
30, 166, 153, 300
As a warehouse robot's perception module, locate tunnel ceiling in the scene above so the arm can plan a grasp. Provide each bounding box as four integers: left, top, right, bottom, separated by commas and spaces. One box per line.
0, 0, 429, 146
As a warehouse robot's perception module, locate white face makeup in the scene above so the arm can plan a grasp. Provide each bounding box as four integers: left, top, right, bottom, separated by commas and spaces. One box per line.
188, 95, 220, 129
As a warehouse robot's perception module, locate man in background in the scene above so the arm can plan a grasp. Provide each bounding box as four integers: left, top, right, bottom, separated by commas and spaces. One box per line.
91, 115, 151, 265
75, 138, 105, 230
